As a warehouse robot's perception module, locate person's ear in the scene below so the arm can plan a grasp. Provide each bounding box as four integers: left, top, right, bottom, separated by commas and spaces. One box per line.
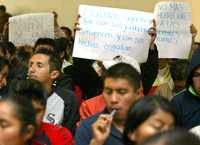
50, 70, 60, 80
22, 125, 35, 142
128, 131, 136, 142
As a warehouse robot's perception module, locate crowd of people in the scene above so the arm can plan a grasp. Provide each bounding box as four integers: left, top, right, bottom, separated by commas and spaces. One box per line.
1, 3, 200, 145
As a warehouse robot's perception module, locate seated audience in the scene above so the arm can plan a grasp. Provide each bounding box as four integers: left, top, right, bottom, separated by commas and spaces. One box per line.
13, 79, 73, 145
171, 47, 200, 129
28, 48, 79, 133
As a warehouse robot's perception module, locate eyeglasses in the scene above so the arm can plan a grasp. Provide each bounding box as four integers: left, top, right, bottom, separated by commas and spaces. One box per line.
193, 72, 200, 78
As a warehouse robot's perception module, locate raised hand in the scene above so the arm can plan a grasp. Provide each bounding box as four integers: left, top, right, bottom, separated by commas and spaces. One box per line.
148, 19, 157, 49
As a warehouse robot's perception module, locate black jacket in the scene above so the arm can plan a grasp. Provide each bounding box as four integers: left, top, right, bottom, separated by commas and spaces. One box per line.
171, 48, 200, 129
43, 87, 79, 134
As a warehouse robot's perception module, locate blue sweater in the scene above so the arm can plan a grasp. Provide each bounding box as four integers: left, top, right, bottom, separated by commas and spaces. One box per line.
75, 112, 124, 145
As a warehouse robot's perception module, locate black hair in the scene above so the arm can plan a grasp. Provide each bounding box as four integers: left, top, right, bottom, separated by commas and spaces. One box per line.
139, 129, 200, 145
16, 46, 32, 67
54, 37, 72, 60
13, 79, 47, 106
0, 5, 6, 12
33, 48, 62, 72
185, 48, 200, 89
123, 95, 177, 145
33, 38, 55, 51
169, 59, 189, 81
60, 26, 72, 36
194, 42, 200, 47
0, 42, 16, 61
169, 59, 189, 93
0, 93, 36, 133
186, 65, 200, 90
6, 41, 16, 57
0, 42, 7, 57
104, 62, 141, 91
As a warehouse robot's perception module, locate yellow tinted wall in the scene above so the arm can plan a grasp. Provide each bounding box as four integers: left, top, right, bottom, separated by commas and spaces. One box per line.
1, 0, 199, 41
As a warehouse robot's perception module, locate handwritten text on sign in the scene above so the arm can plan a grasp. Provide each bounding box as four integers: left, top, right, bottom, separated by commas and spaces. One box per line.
9, 12, 54, 46
155, 2, 192, 59
73, 5, 153, 63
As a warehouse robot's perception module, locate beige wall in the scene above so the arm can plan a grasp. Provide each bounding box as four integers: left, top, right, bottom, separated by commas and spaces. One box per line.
1, 0, 199, 41
191, 0, 200, 41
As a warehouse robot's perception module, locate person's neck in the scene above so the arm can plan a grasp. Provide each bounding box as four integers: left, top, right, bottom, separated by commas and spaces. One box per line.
43, 83, 53, 96
113, 120, 125, 133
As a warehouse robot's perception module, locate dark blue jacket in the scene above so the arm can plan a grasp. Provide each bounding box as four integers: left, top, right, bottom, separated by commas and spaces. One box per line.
74, 110, 124, 145
171, 48, 200, 129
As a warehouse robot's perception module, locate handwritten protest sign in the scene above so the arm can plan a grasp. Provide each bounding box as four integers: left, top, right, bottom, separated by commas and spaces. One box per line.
154, 2, 192, 59
9, 12, 54, 46
73, 5, 153, 63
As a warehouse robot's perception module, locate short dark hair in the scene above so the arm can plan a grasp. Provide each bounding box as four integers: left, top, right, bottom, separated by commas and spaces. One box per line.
0, 5, 6, 12
33, 48, 62, 72
0, 42, 16, 59
13, 79, 47, 106
34, 38, 55, 51
60, 26, 72, 36
0, 93, 36, 133
139, 129, 200, 145
123, 95, 177, 145
0, 42, 7, 57
195, 42, 200, 47
104, 62, 141, 91
16, 46, 32, 66
6, 41, 16, 57
169, 59, 189, 81
54, 37, 68, 54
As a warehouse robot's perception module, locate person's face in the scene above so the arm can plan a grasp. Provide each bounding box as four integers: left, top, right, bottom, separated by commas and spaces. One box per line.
0, 101, 26, 145
192, 67, 200, 96
103, 77, 140, 122
128, 109, 175, 144
28, 54, 52, 85
0, 64, 8, 90
32, 100, 45, 129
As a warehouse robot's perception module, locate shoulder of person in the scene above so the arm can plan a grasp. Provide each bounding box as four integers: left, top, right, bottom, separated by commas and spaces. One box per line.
171, 89, 190, 104
79, 112, 102, 127
54, 87, 75, 98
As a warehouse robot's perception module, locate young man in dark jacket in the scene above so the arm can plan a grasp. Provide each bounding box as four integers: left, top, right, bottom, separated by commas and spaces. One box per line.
28, 49, 79, 133
171, 47, 200, 129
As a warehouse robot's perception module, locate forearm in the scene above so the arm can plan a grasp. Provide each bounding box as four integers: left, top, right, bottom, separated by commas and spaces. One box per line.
141, 45, 159, 94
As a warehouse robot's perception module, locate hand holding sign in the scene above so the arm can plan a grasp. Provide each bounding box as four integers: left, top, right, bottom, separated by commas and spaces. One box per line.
73, 5, 153, 63
155, 1, 192, 59
190, 24, 197, 40
73, 14, 81, 38
148, 19, 157, 49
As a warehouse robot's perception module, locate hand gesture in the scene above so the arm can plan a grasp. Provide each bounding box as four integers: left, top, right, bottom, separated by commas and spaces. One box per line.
148, 19, 157, 49
90, 114, 113, 145
73, 14, 81, 38
190, 24, 197, 40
